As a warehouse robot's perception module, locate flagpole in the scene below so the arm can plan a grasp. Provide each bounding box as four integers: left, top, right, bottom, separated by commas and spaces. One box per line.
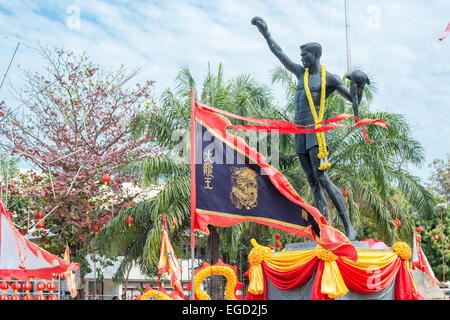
189, 89, 196, 300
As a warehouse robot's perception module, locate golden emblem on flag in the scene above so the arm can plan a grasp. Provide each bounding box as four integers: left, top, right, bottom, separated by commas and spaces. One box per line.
230, 166, 258, 210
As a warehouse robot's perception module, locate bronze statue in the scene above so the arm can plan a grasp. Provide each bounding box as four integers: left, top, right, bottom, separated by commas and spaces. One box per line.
252, 16, 369, 240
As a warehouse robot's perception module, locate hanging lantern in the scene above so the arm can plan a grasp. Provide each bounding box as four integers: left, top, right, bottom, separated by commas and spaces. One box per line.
93, 225, 100, 234
10, 294, 21, 300
36, 211, 45, 219
434, 235, 440, 242
37, 221, 44, 229
417, 226, 423, 233
36, 281, 46, 292
23, 281, 33, 292
393, 219, 401, 229
48, 294, 59, 300
342, 188, 349, 201
102, 174, 111, 186
23, 294, 34, 300
47, 282, 57, 293
36, 294, 47, 300
126, 215, 134, 228
0, 294, 9, 300
275, 233, 281, 240
0, 282, 9, 292
171, 217, 178, 230
275, 240, 283, 249
11, 282, 21, 292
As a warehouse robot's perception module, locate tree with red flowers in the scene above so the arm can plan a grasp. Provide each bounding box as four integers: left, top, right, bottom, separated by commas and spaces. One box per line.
0, 46, 160, 290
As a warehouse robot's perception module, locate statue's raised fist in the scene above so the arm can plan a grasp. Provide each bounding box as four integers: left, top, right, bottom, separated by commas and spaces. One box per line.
251, 16, 268, 33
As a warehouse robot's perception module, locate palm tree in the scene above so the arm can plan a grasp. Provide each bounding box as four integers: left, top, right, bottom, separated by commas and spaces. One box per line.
95, 63, 276, 298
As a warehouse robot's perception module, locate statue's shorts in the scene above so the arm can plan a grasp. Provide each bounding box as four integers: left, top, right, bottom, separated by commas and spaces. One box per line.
294, 116, 326, 154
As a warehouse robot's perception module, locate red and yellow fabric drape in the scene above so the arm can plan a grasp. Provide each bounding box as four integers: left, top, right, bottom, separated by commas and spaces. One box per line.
245, 239, 421, 300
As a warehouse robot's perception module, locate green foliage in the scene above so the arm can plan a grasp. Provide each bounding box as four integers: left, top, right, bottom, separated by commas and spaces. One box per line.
98, 63, 437, 287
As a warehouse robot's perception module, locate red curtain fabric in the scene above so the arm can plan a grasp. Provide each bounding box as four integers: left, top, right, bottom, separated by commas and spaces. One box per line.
245, 256, 420, 300
395, 261, 421, 300
336, 258, 401, 294
262, 257, 319, 290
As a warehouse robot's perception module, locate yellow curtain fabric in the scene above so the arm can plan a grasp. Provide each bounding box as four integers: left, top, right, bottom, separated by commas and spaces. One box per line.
321, 261, 349, 299
264, 250, 317, 271
341, 250, 398, 269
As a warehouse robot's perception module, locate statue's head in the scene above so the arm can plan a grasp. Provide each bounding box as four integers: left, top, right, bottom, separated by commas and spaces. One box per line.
300, 42, 322, 68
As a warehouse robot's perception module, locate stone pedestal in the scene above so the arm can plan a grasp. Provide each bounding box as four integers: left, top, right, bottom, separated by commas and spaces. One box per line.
284, 240, 374, 252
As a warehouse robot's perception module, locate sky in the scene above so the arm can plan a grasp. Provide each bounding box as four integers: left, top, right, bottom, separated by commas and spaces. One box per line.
0, 0, 449, 183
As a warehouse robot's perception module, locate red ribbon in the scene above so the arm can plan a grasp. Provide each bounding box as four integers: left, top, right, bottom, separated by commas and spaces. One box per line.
196, 102, 387, 143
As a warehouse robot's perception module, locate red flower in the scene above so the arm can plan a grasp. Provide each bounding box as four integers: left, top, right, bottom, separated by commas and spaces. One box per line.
417, 226, 423, 233
275, 240, 282, 248
275, 233, 281, 240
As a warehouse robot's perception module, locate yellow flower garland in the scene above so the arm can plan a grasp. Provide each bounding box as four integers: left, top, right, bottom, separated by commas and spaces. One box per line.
304, 66, 330, 170
392, 242, 412, 261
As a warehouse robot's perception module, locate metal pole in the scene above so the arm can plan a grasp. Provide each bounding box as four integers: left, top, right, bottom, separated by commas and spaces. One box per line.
190, 89, 196, 300
440, 207, 446, 300
5, 154, 9, 208
0, 42, 20, 91
344, 0, 352, 73
94, 257, 97, 300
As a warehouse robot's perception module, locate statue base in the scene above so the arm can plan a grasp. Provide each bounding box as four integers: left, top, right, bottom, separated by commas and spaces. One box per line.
284, 240, 377, 252
266, 241, 396, 300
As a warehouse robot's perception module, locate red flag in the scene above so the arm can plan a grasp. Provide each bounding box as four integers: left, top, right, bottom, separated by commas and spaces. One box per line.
191, 100, 358, 261
438, 21, 450, 41
412, 231, 438, 285
158, 215, 184, 298
63, 244, 78, 298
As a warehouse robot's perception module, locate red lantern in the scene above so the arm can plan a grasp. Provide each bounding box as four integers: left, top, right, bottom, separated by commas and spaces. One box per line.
393, 219, 401, 228
23, 281, 33, 292
36, 211, 45, 219
36, 282, 46, 292
0, 282, 9, 291
93, 225, 100, 234
23, 294, 34, 300
417, 226, 423, 233
126, 215, 134, 228
342, 188, 348, 201
171, 217, 177, 229
48, 295, 59, 300
11, 282, 21, 292
36, 294, 47, 300
37, 220, 44, 229
275, 240, 283, 249
10, 294, 21, 300
102, 174, 111, 186
275, 233, 281, 240
434, 235, 440, 242
0, 294, 9, 300
47, 282, 57, 292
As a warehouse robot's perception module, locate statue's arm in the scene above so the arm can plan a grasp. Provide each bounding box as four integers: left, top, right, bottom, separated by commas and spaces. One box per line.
329, 73, 360, 119
251, 17, 303, 75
